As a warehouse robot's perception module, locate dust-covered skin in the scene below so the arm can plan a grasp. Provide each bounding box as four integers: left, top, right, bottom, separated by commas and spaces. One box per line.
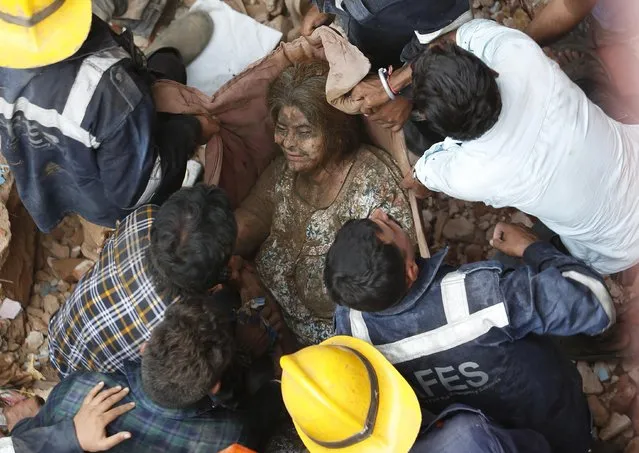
241, 145, 416, 346
274, 106, 325, 174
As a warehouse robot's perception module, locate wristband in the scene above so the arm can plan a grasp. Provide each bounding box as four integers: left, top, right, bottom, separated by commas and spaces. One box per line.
378, 67, 396, 100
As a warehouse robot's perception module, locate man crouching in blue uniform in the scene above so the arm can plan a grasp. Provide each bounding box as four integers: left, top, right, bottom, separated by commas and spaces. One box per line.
325, 208, 615, 453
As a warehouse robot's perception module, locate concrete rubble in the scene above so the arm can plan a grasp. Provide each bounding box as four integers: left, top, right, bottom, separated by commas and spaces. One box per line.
1, 0, 638, 450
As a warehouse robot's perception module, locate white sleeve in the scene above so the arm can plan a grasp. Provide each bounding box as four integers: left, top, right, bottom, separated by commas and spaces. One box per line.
0, 438, 14, 453
455, 19, 540, 66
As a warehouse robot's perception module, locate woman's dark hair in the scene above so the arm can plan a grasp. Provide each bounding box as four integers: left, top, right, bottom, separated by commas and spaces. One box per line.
141, 295, 235, 408
411, 41, 502, 141
148, 184, 237, 300
324, 219, 407, 312
267, 61, 361, 166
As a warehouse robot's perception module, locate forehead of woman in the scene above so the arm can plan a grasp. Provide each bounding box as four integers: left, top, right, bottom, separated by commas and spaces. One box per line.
268, 62, 332, 130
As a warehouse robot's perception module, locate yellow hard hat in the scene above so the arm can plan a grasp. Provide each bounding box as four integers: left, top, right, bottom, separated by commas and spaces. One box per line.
280, 336, 422, 453
0, 0, 92, 69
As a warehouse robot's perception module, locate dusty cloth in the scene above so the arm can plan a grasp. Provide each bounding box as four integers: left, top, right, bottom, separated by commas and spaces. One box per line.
239, 146, 415, 346
79, 216, 113, 262
152, 25, 370, 207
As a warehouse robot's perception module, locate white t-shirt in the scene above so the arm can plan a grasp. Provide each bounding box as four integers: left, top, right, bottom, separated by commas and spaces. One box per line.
414, 19, 639, 274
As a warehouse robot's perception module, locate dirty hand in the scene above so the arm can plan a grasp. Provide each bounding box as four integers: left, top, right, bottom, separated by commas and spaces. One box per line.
400, 171, 430, 199
490, 222, 539, 258
351, 76, 392, 113
301, 4, 334, 36
227, 255, 244, 285
236, 322, 270, 357
73, 382, 135, 452
260, 297, 285, 334
239, 266, 264, 304
369, 97, 412, 131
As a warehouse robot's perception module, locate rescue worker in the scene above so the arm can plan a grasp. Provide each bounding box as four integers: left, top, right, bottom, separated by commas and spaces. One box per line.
280, 336, 553, 452
0, 0, 217, 233
324, 212, 615, 452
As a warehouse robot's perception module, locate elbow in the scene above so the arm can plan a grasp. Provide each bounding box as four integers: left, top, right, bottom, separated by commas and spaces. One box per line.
561, 270, 616, 331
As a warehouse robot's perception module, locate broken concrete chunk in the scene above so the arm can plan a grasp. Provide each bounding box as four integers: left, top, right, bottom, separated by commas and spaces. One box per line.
600, 413, 632, 441
43, 294, 60, 317
0, 298, 22, 320
588, 395, 611, 428
23, 331, 44, 355
72, 260, 95, 281
577, 361, 604, 395
45, 241, 70, 260
443, 217, 475, 242
50, 258, 87, 283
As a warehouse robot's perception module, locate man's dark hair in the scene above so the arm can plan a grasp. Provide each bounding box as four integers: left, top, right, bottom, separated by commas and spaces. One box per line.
411, 41, 502, 141
148, 184, 237, 300
324, 219, 407, 312
141, 295, 235, 408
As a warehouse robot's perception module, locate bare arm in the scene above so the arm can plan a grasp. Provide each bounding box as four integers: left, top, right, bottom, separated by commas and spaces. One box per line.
525, 0, 597, 46
234, 208, 272, 257
233, 159, 280, 257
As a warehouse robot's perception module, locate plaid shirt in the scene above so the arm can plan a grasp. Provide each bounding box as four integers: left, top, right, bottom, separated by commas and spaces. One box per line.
11, 362, 254, 453
48, 205, 178, 378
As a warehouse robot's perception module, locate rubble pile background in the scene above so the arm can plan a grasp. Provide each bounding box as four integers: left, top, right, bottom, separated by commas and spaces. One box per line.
0, 0, 637, 451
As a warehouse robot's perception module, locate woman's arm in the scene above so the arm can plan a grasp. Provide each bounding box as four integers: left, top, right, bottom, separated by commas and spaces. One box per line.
234, 159, 280, 257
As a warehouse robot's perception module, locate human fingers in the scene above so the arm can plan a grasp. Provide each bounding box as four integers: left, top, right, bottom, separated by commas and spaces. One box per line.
91, 386, 123, 406
102, 401, 136, 425
82, 382, 105, 405
96, 387, 129, 412
94, 432, 133, 451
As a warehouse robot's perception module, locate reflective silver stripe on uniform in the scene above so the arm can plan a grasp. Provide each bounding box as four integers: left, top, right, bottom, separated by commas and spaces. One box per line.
349, 309, 372, 343
0, 97, 100, 148
414, 10, 473, 44
349, 302, 509, 365
335, 0, 345, 11
62, 48, 130, 126
562, 270, 616, 327
440, 271, 470, 323
133, 156, 162, 208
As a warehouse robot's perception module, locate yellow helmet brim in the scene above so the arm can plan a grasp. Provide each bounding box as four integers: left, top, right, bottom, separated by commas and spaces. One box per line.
0, 0, 92, 69
293, 335, 422, 453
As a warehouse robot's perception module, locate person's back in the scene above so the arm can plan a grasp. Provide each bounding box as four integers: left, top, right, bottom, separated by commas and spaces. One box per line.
412, 19, 639, 274
326, 213, 613, 452
17, 298, 279, 452
48, 185, 237, 377
0, 13, 156, 232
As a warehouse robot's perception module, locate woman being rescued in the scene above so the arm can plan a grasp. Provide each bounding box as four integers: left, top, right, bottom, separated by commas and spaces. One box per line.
234, 61, 416, 348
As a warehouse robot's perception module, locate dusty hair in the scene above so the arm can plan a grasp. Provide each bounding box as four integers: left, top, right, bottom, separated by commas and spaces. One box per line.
267, 61, 361, 166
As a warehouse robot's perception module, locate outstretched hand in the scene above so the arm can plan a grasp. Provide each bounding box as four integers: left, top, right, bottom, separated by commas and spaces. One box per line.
369, 97, 413, 131
351, 75, 392, 114
490, 222, 538, 258
73, 382, 135, 452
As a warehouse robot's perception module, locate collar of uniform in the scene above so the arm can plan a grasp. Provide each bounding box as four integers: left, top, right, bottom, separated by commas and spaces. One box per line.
123, 361, 216, 420
377, 248, 448, 316
64, 14, 124, 62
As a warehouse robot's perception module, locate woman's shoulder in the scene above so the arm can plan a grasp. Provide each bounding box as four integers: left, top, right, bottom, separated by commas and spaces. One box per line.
350, 145, 404, 181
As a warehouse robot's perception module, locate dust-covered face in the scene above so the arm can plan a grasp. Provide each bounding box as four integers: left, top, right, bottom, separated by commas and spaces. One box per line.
274, 106, 326, 174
